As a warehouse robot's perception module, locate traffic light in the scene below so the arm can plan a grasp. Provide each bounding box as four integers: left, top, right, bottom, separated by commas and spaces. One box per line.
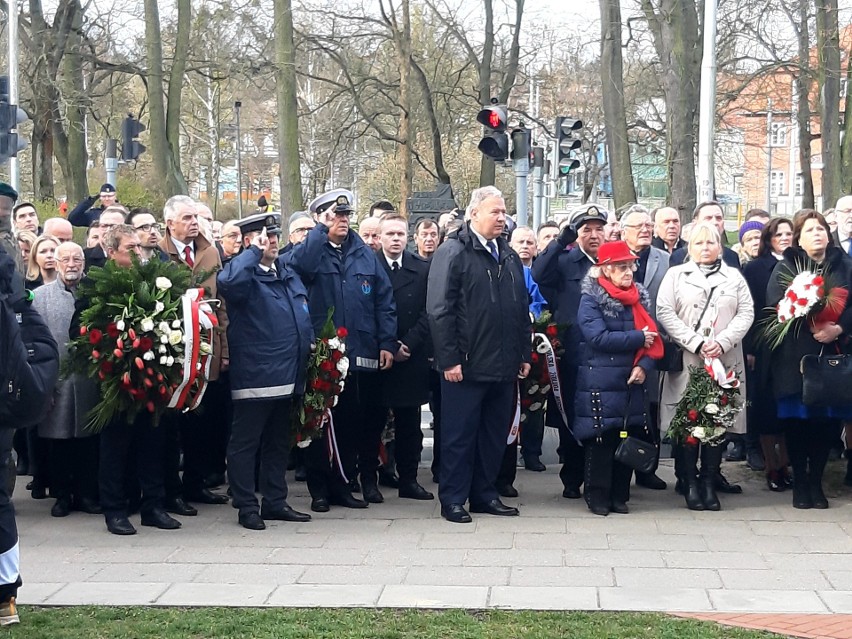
510, 127, 531, 161
0, 76, 29, 164
121, 115, 146, 161
555, 117, 583, 176
476, 103, 509, 161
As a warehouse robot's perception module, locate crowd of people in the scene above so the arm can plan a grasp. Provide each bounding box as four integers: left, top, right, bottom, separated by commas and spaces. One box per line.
1, 183, 851, 541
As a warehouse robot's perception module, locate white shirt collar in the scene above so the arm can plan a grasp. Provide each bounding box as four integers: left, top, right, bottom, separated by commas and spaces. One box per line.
171, 236, 194, 260
383, 252, 403, 270
470, 227, 497, 254
258, 263, 277, 274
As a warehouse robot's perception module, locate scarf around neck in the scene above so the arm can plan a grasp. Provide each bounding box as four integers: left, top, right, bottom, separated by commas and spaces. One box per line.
597, 277, 664, 365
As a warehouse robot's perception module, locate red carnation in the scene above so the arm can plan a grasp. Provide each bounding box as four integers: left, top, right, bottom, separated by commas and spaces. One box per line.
331, 350, 343, 362
100, 360, 114, 374
817, 287, 825, 297
310, 378, 322, 390
797, 298, 808, 306
320, 360, 334, 372
88, 329, 103, 345
814, 276, 824, 286
139, 337, 154, 352
687, 409, 699, 422
545, 324, 559, 338
336, 327, 348, 339
685, 435, 699, 446
106, 323, 120, 338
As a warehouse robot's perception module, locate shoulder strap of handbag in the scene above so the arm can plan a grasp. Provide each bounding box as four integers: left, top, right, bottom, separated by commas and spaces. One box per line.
621, 383, 650, 436
693, 285, 719, 332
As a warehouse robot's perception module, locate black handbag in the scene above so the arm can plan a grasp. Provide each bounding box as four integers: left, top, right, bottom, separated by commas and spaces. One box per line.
613, 386, 657, 474
801, 346, 852, 407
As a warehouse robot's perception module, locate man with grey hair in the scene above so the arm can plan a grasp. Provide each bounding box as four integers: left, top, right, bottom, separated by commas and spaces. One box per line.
159, 195, 231, 514
832, 194, 852, 250
42, 218, 73, 243
83, 207, 127, 271
651, 206, 685, 254
427, 186, 531, 523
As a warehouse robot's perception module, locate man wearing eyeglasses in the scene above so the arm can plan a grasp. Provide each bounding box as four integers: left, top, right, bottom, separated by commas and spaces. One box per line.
83, 207, 127, 271
832, 195, 852, 252
620, 204, 671, 491
220, 220, 242, 263
285, 213, 315, 252
127, 208, 168, 263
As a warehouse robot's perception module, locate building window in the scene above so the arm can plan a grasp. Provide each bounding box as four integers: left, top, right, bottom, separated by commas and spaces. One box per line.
770, 122, 787, 147
795, 174, 803, 197
770, 170, 786, 196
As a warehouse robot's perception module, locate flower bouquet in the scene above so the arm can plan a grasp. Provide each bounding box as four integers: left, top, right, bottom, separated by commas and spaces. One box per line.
64, 258, 217, 431
667, 364, 743, 446
292, 309, 349, 448
761, 260, 849, 350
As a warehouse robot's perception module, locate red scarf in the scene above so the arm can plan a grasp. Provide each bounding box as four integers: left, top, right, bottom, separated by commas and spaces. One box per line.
597, 277, 664, 365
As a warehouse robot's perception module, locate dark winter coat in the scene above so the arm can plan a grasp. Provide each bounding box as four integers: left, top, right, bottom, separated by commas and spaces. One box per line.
767, 246, 852, 400
573, 275, 653, 442
379, 250, 431, 407
217, 246, 314, 401
283, 223, 397, 373
427, 222, 531, 382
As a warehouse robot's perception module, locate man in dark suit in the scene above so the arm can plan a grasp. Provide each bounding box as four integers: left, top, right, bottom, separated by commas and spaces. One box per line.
670, 202, 740, 269
428, 186, 531, 523
377, 215, 434, 500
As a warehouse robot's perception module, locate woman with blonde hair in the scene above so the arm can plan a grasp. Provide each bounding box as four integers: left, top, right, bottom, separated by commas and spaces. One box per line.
657, 222, 754, 510
26, 234, 59, 289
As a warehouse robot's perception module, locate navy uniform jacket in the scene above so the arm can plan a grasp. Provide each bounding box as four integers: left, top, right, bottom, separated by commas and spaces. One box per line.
427, 222, 530, 383
217, 246, 313, 401
283, 223, 397, 373
379, 250, 431, 407
68, 196, 104, 228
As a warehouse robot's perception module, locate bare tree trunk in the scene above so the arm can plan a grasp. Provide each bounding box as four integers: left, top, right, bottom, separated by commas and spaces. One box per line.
641, 0, 701, 220
166, 0, 190, 178
841, 33, 852, 193
599, 0, 636, 207
796, 0, 816, 209
815, 0, 841, 209
30, 115, 54, 202
61, 0, 89, 203
274, 0, 304, 216
392, 0, 413, 215
410, 58, 451, 185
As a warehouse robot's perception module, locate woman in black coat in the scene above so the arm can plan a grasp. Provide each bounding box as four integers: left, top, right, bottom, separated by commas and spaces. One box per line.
574, 241, 662, 516
766, 210, 852, 509
743, 218, 794, 491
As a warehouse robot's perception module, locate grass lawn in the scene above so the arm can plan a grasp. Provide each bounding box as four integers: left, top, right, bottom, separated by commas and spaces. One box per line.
12, 608, 784, 638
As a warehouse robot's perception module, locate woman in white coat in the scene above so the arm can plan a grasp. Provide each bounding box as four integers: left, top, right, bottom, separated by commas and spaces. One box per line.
657, 222, 754, 510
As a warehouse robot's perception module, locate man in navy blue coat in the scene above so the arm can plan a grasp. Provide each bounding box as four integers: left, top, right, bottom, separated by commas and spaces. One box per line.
427, 186, 531, 523
284, 189, 398, 512
217, 217, 313, 530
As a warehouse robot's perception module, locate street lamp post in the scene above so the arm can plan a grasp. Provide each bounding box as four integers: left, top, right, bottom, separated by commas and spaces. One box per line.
234, 100, 243, 219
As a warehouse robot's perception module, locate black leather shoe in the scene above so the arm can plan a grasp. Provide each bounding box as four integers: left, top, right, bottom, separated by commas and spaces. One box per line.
140, 508, 182, 529
725, 440, 746, 462
792, 484, 812, 509
310, 497, 330, 513
746, 450, 765, 471
294, 466, 308, 482
562, 486, 582, 499
469, 499, 519, 516
636, 473, 667, 490
497, 484, 519, 498
164, 497, 198, 517
523, 457, 546, 472
610, 501, 629, 514
441, 503, 472, 523
348, 479, 361, 494
713, 472, 742, 494
261, 506, 312, 522
398, 482, 434, 500
50, 497, 71, 518
203, 473, 226, 489
184, 488, 229, 505
239, 512, 266, 530
810, 484, 829, 509
588, 503, 609, 516
378, 470, 399, 489
30, 486, 47, 500
329, 493, 368, 509
106, 515, 137, 535
72, 496, 102, 514
361, 484, 384, 504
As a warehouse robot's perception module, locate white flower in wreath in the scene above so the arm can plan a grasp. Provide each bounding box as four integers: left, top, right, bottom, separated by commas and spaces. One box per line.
172, 319, 181, 329
535, 341, 549, 354
154, 301, 165, 314
705, 403, 720, 415
328, 337, 340, 350
116, 319, 126, 331
159, 356, 168, 365
160, 333, 170, 344
143, 351, 155, 361
168, 330, 183, 346
297, 439, 312, 448
520, 413, 527, 422
713, 427, 727, 438
338, 342, 346, 354
155, 277, 173, 290
159, 321, 170, 333
166, 355, 175, 367
141, 317, 155, 333
337, 356, 349, 375
159, 345, 168, 354
199, 342, 212, 355
332, 396, 339, 407
692, 426, 706, 440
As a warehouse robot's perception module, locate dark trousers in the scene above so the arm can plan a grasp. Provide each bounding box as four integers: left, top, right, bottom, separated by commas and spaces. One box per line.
783, 418, 838, 483
520, 408, 545, 460
439, 379, 513, 507
47, 436, 99, 501
99, 411, 165, 518
583, 429, 633, 509
28, 428, 50, 491
497, 439, 518, 488
204, 375, 232, 477
305, 373, 385, 499
429, 370, 442, 480
389, 405, 423, 484
0, 429, 20, 602
227, 398, 291, 516
548, 362, 584, 491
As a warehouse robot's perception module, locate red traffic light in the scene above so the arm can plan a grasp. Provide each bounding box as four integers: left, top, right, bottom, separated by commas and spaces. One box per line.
488, 111, 501, 129
477, 105, 508, 133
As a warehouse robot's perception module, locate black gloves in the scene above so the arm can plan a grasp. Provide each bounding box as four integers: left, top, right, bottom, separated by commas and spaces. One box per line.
556, 224, 578, 248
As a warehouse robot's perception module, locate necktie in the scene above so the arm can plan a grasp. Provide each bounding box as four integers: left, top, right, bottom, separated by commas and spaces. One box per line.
847, 239, 852, 257
391, 261, 399, 272
183, 245, 194, 268
486, 240, 499, 261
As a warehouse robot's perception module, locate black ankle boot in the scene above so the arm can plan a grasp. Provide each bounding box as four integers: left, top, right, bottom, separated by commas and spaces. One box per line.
681, 444, 704, 511
699, 444, 723, 511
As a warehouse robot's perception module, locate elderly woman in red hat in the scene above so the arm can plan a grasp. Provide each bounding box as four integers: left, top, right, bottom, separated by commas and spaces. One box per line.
574, 240, 663, 516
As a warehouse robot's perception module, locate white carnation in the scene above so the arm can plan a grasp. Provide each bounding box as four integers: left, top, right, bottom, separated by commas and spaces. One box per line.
297, 438, 312, 448
328, 337, 340, 350
705, 403, 720, 415
338, 343, 346, 354
199, 342, 212, 355
159, 321, 170, 333
337, 357, 349, 375
143, 351, 155, 361
154, 301, 165, 314
692, 427, 706, 440
155, 277, 172, 290
140, 318, 154, 332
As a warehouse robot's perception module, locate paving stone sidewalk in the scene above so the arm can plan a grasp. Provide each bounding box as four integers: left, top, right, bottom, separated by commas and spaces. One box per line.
13, 455, 852, 614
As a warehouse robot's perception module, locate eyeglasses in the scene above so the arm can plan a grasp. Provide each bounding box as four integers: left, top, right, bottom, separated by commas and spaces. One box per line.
134, 223, 162, 233
608, 262, 638, 273
57, 256, 84, 264
622, 222, 653, 230
291, 227, 312, 235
